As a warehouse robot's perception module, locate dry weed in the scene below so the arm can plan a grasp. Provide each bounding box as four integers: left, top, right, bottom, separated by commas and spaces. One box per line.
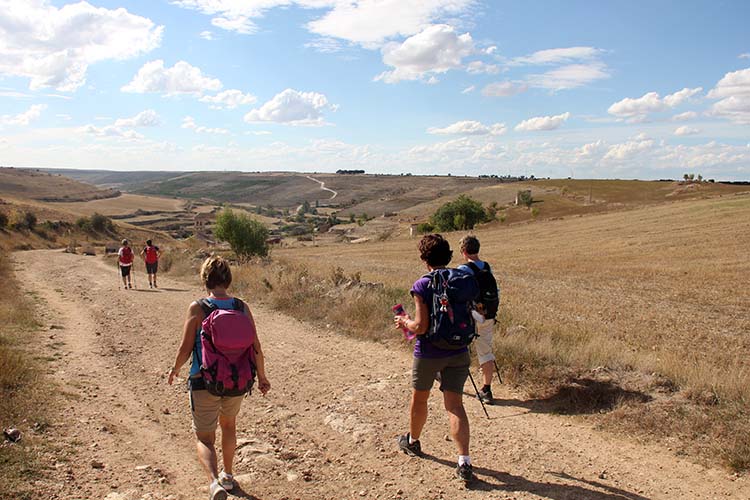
0, 252, 51, 498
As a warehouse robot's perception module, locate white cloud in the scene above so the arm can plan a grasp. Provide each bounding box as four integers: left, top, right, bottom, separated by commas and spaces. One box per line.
199, 89, 257, 109
113, 109, 161, 128
739, 53, 750, 60
306, 0, 474, 48
466, 61, 500, 75
528, 63, 610, 91
512, 46, 604, 66
608, 92, 664, 120
707, 68, 750, 124
461, 85, 475, 94
375, 25, 474, 83
576, 140, 607, 159
81, 124, 144, 140
0, 104, 46, 126
181, 116, 230, 135
199, 30, 214, 40
481, 81, 528, 97
672, 111, 698, 121
515, 112, 570, 132
0, 1, 162, 91
709, 68, 750, 98
608, 87, 702, 121
427, 120, 506, 136
674, 126, 700, 136
122, 60, 222, 96
663, 87, 703, 107
244, 89, 335, 126
603, 137, 655, 162
304, 37, 347, 54
172, 0, 473, 46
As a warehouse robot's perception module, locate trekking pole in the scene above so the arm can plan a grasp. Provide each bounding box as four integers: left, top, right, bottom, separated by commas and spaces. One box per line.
493, 360, 503, 385
131, 262, 137, 289
117, 262, 121, 289
467, 372, 489, 419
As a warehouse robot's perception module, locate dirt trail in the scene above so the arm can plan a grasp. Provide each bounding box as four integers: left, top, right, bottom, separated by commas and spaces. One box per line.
13, 249, 750, 500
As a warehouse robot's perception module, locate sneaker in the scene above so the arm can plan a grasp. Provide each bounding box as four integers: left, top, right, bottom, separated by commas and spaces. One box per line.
456, 463, 474, 482
218, 471, 234, 491
397, 433, 422, 457
477, 387, 493, 404
209, 480, 227, 500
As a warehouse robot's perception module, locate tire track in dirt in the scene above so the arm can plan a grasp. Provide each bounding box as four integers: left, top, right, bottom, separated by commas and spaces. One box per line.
13, 249, 750, 500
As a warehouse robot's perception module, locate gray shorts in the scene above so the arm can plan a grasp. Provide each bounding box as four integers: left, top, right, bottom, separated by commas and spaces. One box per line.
412, 351, 471, 393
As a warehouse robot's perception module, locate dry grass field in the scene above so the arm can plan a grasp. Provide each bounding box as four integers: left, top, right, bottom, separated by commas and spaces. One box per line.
254, 192, 750, 467
46, 193, 185, 216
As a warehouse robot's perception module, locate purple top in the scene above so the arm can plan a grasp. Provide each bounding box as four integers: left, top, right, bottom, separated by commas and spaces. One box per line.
410, 275, 468, 359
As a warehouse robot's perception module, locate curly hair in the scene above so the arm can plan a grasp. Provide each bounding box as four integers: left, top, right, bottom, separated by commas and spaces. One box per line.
459, 235, 480, 255
418, 233, 452, 267
200, 255, 233, 290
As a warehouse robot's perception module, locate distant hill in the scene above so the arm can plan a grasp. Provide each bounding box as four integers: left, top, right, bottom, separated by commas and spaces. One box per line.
0, 167, 119, 202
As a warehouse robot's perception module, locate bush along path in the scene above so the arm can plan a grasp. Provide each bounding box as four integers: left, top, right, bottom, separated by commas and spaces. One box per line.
12, 249, 750, 500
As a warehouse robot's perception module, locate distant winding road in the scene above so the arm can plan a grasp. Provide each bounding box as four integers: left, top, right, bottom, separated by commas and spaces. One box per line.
305, 175, 337, 200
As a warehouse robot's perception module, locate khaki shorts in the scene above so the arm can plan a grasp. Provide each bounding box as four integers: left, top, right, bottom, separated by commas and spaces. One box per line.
189, 389, 244, 433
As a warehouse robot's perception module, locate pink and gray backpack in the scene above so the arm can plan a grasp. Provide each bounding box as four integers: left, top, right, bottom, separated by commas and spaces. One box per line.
199, 298, 256, 397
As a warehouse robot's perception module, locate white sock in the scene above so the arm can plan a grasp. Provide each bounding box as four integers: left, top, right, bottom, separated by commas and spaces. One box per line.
458, 455, 471, 466
409, 434, 418, 444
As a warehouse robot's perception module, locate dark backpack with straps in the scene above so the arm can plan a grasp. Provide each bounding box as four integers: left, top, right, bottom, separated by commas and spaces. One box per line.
198, 298, 257, 397
466, 261, 499, 320
423, 268, 480, 350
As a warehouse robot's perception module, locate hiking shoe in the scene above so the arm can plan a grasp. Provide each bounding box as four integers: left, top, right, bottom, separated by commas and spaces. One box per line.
478, 387, 493, 404
218, 471, 234, 491
397, 433, 422, 456
209, 480, 227, 500
456, 463, 474, 483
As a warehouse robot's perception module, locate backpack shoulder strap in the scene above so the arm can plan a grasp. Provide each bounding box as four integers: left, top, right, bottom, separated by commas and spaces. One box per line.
232, 298, 247, 313
198, 298, 216, 318
467, 261, 490, 275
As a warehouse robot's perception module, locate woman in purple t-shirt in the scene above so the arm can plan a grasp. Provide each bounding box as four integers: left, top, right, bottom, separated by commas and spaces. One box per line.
393, 234, 474, 483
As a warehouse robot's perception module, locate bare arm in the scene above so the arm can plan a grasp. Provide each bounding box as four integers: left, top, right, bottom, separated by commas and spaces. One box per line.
245, 303, 270, 395
394, 293, 429, 335
168, 301, 202, 384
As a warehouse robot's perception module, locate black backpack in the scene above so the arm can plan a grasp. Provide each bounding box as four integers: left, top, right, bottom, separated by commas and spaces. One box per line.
423, 268, 480, 349
466, 261, 500, 320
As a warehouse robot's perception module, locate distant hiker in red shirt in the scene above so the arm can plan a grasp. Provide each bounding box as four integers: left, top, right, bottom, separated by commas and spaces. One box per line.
140, 239, 161, 288
117, 239, 134, 289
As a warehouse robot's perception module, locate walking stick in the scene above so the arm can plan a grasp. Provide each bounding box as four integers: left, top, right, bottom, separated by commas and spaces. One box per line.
131, 262, 137, 289
493, 360, 503, 385
117, 262, 121, 289
467, 372, 489, 419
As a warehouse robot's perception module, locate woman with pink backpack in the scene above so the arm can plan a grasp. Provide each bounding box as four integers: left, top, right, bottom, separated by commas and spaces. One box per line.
168, 255, 271, 500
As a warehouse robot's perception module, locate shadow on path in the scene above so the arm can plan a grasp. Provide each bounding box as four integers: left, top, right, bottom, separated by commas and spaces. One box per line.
229, 483, 262, 500
421, 454, 651, 500
463, 377, 652, 416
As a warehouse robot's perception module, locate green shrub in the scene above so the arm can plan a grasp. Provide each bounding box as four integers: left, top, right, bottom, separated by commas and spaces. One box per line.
9, 210, 36, 231
416, 222, 434, 234
90, 212, 114, 233
517, 190, 533, 208
430, 195, 488, 231
214, 209, 269, 258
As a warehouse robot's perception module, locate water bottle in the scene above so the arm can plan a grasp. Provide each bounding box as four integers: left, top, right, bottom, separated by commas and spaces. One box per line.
392, 304, 416, 340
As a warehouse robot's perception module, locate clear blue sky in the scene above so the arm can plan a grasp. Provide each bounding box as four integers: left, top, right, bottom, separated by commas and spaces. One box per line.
1, 0, 748, 179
